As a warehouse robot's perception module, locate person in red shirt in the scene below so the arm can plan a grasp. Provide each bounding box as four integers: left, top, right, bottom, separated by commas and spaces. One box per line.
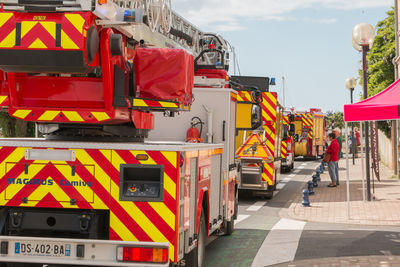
354, 127, 361, 157
324, 132, 339, 187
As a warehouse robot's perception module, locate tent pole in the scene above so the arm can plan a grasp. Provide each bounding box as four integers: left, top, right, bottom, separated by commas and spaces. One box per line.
395, 0, 399, 178
362, 45, 372, 201
360, 122, 366, 202
351, 89, 355, 165
345, 122, 350, 219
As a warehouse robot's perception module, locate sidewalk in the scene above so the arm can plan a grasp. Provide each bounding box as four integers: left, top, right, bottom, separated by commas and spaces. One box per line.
272, 256, 400, 267
286, 156, 400, 226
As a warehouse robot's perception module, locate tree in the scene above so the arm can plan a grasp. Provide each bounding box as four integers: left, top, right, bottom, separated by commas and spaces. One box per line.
0, 111, 35, 137
359, 8, 395, 138
326, 111, 344, 131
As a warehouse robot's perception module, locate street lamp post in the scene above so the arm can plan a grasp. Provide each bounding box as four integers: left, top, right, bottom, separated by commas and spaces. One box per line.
345, 77, 357, 165
352, 22, 375, 201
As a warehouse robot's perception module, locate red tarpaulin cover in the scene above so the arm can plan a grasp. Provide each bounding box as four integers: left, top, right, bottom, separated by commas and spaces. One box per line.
344, 78, 400, 122
134, 48, 194, 105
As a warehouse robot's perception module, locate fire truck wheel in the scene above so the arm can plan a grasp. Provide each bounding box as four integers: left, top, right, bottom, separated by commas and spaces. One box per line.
266, 187, 274, 199
184, 209, 206, 267
234, 187, 239, 220
197, 210, 206, 267
224, 218, 234, 236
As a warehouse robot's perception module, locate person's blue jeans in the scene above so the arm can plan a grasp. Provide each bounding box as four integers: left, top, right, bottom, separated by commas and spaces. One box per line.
328, 161, 339, 183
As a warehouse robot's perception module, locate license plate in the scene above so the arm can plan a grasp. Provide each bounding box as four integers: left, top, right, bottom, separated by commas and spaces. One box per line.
13, 241, 72, 257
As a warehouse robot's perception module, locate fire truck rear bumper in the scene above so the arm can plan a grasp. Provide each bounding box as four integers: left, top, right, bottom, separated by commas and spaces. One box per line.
0, 236, 170, 266
239, 182, 269, 190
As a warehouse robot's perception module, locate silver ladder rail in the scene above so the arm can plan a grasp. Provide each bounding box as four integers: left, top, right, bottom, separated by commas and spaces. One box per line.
0, 0, 230, 65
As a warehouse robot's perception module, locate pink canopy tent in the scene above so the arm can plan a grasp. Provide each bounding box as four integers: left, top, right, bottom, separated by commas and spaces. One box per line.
344, 78, 400, 122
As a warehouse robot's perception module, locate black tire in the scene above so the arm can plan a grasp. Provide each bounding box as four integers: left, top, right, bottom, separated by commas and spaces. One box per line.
224, 218, 234, 236
196, 210, 206, 267
266, 184, 274, 199
290, 161, 294, 170
273, 172, 278, 191
233, 189, 238, 220
183, 209, 206, 267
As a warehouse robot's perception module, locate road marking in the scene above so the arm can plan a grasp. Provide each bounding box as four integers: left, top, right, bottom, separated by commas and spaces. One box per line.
288, 174, 296, 178
293, 169, 301, 173
246, 201, 267, 211
276, 183, 286, 190
297, 166, 305, 169
281, 177, 291, 183
301, 163, 308, 166
381, 250, 393, 256
234, 214, 250, 224
251, 218, 306, 267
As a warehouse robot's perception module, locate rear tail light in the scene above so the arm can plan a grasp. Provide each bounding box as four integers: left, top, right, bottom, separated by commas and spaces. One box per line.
117, 247, 168, 263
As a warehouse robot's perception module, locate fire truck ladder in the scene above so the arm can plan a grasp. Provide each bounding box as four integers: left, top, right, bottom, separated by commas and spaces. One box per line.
0, 0, 231, 141
1, 0, 230, 67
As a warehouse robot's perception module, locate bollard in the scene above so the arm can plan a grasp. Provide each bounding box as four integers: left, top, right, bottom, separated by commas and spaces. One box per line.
316, 169, 322, 175
312, 175, 318, 188
313, 173, 321, 182
322, 162, 327, 170
319, 163, 324, 173
302, 189, 310, 207
307, 181, 315, 195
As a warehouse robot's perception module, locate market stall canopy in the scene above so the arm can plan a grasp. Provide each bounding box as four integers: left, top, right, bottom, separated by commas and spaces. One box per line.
344, 78, 400, 122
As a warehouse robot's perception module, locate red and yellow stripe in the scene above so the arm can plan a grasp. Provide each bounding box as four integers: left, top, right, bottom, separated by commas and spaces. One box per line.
281, 141, 288, 159
281, 115, 289, 159
236, 91, 252, 102
261, 92, 277, 186
0, 12, 87, 50
283, 115, 290, 126
133, 99, 190, 111
0, 147, 180, 262
10, 108, 112, 123
0, 95, 9, 107
261, 162, 274, 184
307, 113, 313, 139
0, 12, 16, 48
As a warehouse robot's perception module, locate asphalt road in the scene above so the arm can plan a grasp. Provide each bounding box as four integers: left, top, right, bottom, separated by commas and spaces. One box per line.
204, 160, 400, 267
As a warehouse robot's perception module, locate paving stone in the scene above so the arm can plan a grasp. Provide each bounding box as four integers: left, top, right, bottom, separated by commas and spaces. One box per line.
286, 157, 400, 226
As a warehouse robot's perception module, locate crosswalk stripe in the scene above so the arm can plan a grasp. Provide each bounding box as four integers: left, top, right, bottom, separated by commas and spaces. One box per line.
234, 214, 250, 224
247, 201, 267, 211
251, 218, 306, 267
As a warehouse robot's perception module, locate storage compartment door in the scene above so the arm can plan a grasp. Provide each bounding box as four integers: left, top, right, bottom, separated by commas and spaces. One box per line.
209, 154, 222, 227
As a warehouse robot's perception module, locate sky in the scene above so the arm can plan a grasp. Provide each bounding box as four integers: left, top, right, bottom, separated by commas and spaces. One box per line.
173, 0, 393, 112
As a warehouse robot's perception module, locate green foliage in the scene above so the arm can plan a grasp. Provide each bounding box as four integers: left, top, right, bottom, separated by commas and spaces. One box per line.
378, 120, 392, 138
359, 9, 395, 138
0, 111, 35, 137
326, 111, 344, 131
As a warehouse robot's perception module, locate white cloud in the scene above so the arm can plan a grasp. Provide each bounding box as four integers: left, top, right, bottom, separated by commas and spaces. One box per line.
172, 0, 392, 31
304, 17, 337, 24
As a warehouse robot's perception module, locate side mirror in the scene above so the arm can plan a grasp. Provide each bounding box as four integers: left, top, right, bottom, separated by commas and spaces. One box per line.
251, 104, 262, 130
289, 124, 295, 136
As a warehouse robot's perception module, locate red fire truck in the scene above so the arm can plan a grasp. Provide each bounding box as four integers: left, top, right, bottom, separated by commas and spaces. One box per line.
235, 90, 283, 199
0, 1, 236, 266
281, 110, 295, 171
294, 109, 326, 159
